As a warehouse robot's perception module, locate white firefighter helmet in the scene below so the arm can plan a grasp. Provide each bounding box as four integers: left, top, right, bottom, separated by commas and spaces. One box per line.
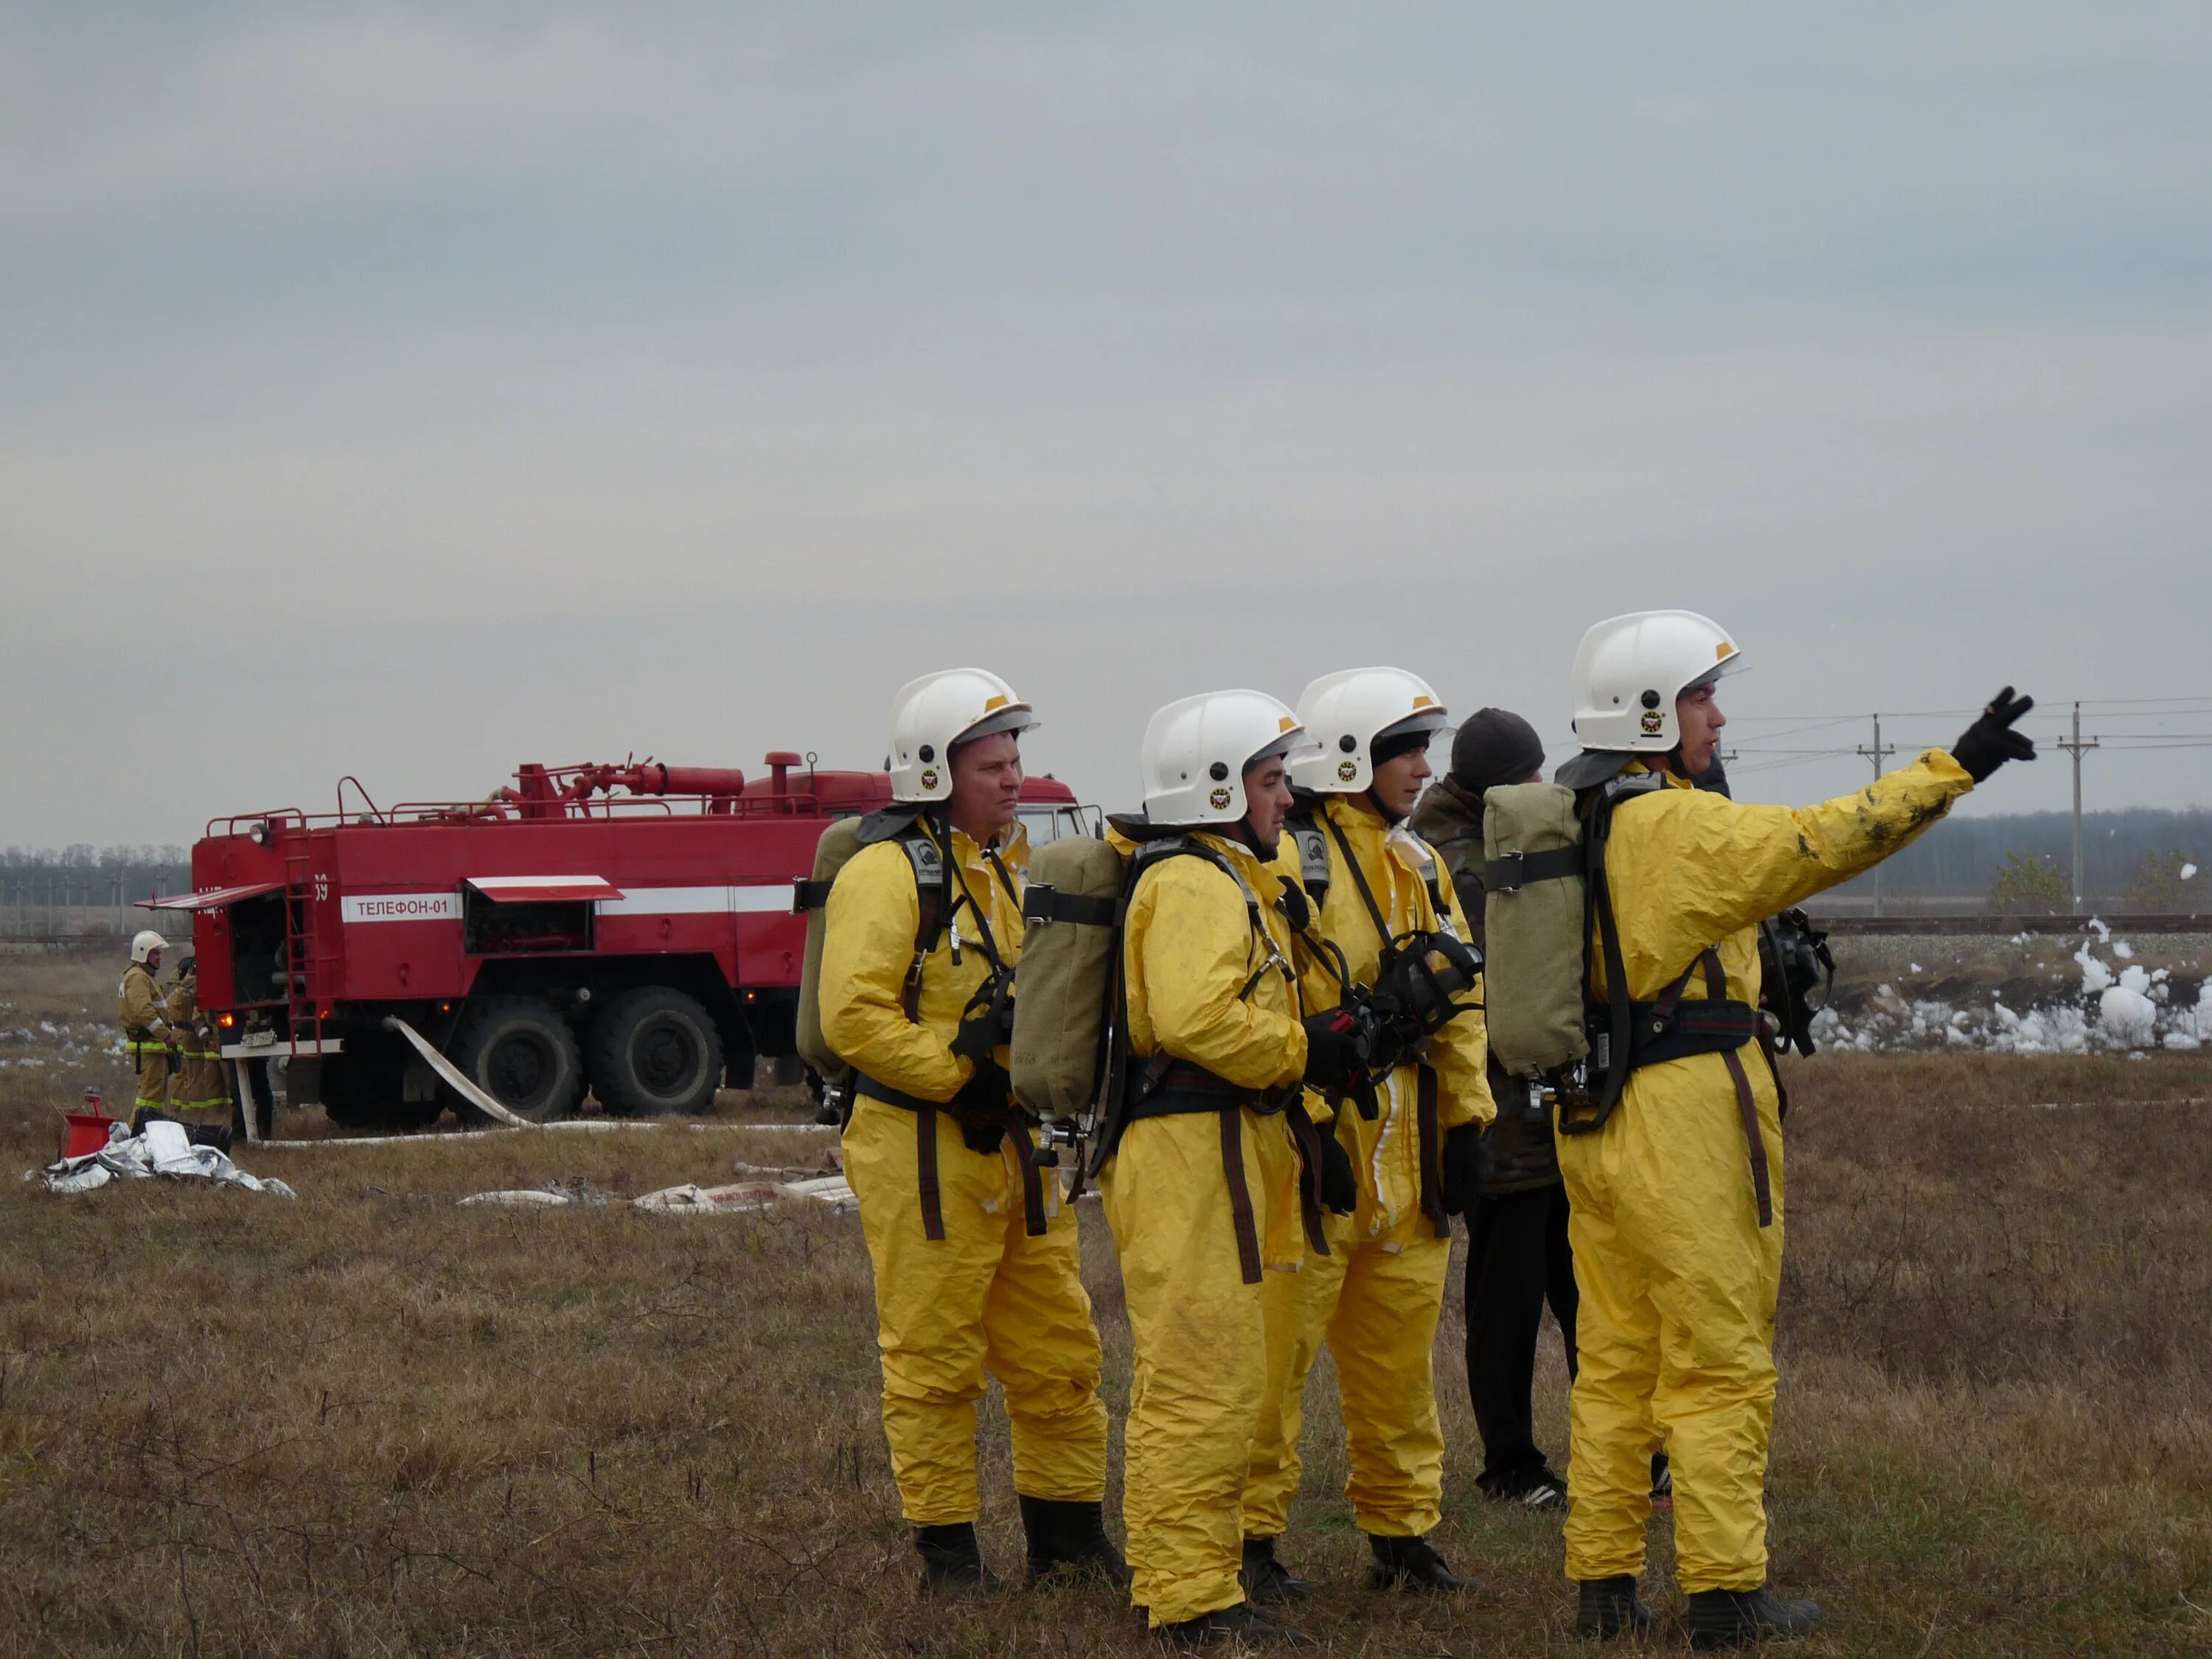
131, 930, 168, 965
886, 668, 1039, 804
1138, 690, 1317, 827
1288, 667, 1453, 795
1569, 610, 1746, 754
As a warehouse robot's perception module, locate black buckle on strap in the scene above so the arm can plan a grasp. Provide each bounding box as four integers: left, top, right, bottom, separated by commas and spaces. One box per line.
1482, 846, 1581, 894
1021, 885, 1117, 928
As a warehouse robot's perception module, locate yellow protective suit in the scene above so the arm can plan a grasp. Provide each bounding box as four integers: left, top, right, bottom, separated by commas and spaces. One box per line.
821, 818, 1107, 1527
1102, 830, 1312, 1629
1559, 751, 1972, 1595
164, 974, 230, 1114
116, 961, 173, 1111
1245, 795, 1496, 1542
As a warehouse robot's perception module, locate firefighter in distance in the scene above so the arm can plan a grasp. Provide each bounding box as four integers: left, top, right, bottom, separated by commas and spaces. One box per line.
117, 930, 175, 1123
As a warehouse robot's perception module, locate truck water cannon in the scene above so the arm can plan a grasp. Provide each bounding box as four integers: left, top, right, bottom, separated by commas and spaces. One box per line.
492, 760, 751, 818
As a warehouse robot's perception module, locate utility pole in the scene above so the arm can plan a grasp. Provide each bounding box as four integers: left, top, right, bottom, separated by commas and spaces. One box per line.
1857, 714, 1896, 917
2053, 702, 2100, 914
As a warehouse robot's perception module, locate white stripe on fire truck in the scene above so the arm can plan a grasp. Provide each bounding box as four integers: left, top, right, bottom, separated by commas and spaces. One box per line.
342, 892, 464, 924
594, 886, 792, 917
339, 886, 788, 925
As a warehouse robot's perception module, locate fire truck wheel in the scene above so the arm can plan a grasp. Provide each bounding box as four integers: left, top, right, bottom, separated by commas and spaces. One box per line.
586, 987, 726, 1117
449, 998, 584, 1124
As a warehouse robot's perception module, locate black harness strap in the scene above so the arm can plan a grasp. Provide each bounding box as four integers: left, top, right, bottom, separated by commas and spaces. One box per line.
856, 1075, 1049, 1238
999, 1111, 1050, 1237
1282, 1098, 1335, 1259
914, 1105, 945, 1240
1482, 845, 1582, 893
1320, 807, 1459, 1211
1121, 1058, 1324, 1274
1415, 1062, 1447, 1238
1320, 808, 1394, 945
1218, 1107, 1265, 1285
1703, 948, 1775, 1229
1022, 886, 1117, 928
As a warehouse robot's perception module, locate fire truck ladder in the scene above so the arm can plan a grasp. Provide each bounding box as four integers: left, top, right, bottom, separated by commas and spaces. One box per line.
281, 836, 330, 1060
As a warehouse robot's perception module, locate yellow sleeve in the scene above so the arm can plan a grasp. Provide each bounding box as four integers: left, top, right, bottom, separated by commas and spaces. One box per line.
819, 842, 970, 1103
165, 979, 198, 1025
1133, 857, 1306, 1093
1425, 878, 1496, 1130
1619, 750, 1972, 995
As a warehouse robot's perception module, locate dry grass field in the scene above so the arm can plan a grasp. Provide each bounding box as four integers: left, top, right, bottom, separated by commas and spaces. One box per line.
5, 945, 2212, 1656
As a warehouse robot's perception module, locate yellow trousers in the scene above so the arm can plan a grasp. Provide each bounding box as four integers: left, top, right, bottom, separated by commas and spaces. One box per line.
173, 1040, 231, 1113
1244, 1210, 1451, 1540
843, 1098, 1107, 1526
125, 1039, 172, 1110
1103, 1106, 1303, 1629
1557, 1052, 1785, 1594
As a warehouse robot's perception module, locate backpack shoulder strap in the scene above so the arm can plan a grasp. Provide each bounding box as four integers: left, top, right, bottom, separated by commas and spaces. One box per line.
1578, 771, 1667, 1124
1127, 838, 1285, 1002
877, 816, 954, 1023
1284, 806, 1332, 904
1317, 804, 1394, 948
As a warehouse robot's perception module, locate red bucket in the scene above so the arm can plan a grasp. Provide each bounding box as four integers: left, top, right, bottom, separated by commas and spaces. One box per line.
62, 1113, 118, 1160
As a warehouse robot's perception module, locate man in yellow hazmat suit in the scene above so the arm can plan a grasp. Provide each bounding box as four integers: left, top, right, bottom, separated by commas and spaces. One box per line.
1240, 667, 1497, 1599
821, 668, 1117, 1593
1099, 689, 1367, 1647
1553, 611, 2035, 1648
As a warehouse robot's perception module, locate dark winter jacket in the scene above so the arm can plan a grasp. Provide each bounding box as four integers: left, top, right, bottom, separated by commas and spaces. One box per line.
1410, 775, 1562, 1195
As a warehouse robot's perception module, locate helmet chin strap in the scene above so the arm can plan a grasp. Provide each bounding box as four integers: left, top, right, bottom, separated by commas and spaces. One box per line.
1221, 818, 1281, 861
1362, 786, 1408, 827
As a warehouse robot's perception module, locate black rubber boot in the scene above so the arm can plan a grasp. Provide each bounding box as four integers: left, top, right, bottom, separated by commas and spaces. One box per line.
186, 1123, 234, 1155
913, 1522, 1002, 1595
1158, 1600, 1312, 1648
1366, 1532, 1478, 1593
1576, 1576, 1658, 1640
1018, 1495, 1129, 1587
1686, 1586, 1822, 1649
1239, 1536, 1314, 1604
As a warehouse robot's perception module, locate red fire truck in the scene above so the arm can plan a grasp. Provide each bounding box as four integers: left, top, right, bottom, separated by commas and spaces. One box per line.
147, 755, 1094, 1132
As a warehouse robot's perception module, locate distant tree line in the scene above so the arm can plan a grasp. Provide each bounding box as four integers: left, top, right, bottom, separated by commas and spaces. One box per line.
1, 845, 194, 908
4, 812, 2205, 917
1828, 807, 2211, 909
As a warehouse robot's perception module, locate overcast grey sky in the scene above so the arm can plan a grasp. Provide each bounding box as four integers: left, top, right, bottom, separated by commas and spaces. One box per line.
4, 2, 2209, 846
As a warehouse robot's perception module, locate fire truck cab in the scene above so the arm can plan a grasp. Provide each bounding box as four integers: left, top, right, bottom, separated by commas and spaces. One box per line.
149, 755, 1094, 1132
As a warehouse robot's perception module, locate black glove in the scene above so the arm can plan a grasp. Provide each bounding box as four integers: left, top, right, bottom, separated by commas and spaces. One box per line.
1316, 1128, 1359, 1214
1440, 1122, 1491, 1217
949, 995, 1009, 1065
1301, 1007, 1371, 1090
952, 1057, 1012, 1117
1950, 686, 2037, 783
959, 1116, 1008, 1156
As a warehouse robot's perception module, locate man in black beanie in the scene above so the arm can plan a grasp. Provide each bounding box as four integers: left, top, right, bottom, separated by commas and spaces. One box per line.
1415, 710, 1688, 1517
1409, 710, 1581, 1509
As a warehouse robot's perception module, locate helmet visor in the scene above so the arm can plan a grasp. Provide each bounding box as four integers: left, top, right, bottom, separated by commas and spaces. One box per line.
952, 705, 1039, 748
1245, 723, 1321, 771
1681, 651, 1748, 698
